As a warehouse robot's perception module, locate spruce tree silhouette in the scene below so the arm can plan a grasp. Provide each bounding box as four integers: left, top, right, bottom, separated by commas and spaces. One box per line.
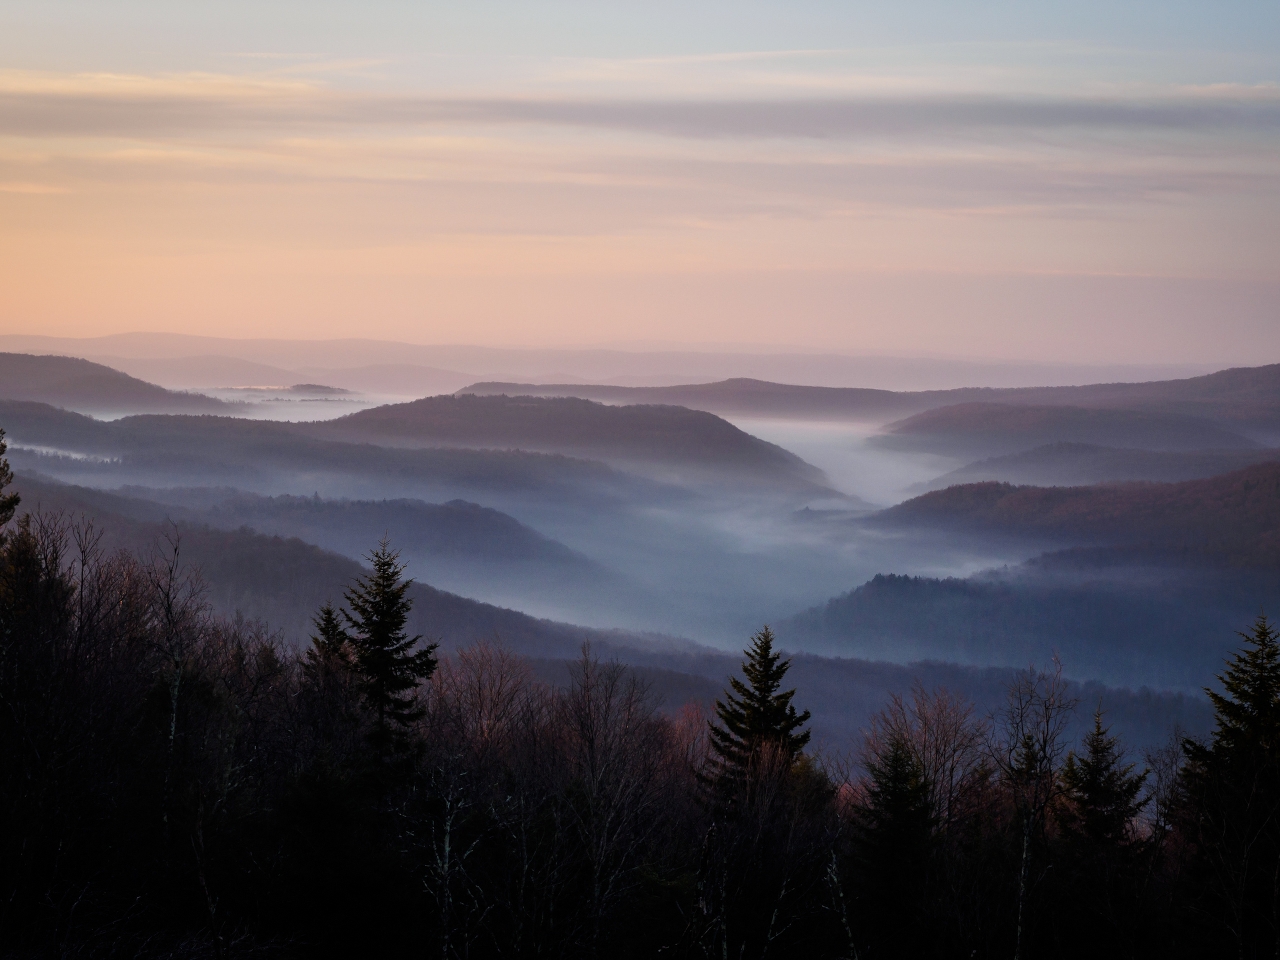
1181, 614, 1280, 957
341, 540, 438, 750
707, 626, 811, 790
1200, 613, 1280, 760
1061, 708, 1148, 847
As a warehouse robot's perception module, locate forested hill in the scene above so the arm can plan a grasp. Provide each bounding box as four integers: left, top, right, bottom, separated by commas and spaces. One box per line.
461, 378, 916, 421
0, 400, 649, 502
9, 472, 1209, 746
876, 461, 1280, 568
922, 442, 1280, 489
10, 473, 631, 658
461, 362, 1280, 429
0, 353, 226, 414
875, 402, 1256, 457
307, 393, 828, 487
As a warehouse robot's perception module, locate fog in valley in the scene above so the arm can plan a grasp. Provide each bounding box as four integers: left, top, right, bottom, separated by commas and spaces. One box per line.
6, 341, 1278, 734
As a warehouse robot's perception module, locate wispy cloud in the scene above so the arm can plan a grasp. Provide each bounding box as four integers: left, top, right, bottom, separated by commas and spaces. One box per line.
2, 71, 1278, 142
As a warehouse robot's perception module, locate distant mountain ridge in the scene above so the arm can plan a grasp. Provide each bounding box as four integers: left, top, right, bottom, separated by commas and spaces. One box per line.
922, 442, 1280, 490
461, 362, 1280, 430
875, 402, 1256, 457
0, 353, 227, 414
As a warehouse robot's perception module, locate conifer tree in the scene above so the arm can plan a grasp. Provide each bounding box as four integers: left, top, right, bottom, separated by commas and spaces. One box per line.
1055, 709, 1149, 956
340, 540, 438, 748
1060, 708, 1148, 848
0, 428, 19, 534
306, 603, 352, 671
707, 626, 811, 785
1198, 613, 1280, 764
1179, 614, 1280, 957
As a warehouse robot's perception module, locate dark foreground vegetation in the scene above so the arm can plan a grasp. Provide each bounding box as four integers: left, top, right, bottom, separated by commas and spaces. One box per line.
3, 432, 1280, 959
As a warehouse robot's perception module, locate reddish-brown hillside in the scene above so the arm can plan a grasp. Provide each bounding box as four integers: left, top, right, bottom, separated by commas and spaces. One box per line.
875, 402, 1254, 457
879, 461, 1280, 567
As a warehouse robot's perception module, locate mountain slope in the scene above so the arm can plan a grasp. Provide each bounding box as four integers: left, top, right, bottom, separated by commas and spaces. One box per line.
0, 401, 653, 503
9, 473, 637, 657
461, 362, 1280, 431
170, 490, 588, 565
0, 353, 227, 414
778, 568, 1280, 690
309, 393, 829, 488
874, 402, 1255, 458
922, 443, 1280, 490
876, 461, 1280, 567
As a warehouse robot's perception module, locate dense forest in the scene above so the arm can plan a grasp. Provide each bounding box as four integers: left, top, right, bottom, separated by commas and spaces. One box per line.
3, 428, 1280, 959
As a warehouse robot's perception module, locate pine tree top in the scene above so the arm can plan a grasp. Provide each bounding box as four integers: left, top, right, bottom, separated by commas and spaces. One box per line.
708, 626, 811, 780
338, 540, 438, 738
1204, 613, 1280, 763
1061, 707, 1148, 847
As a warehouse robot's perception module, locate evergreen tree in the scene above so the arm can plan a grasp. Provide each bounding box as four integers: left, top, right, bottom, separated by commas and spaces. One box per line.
340, 541, 438, 748
1199, 613, 1280, 763
306, 603, 353, 673
1060, 708, 1148, 848
707, 626, 811, 785
0, 428, 19, 534
1178, 614, 1280, 958
1054, 709, 1150, 957
302, 603, 362, 741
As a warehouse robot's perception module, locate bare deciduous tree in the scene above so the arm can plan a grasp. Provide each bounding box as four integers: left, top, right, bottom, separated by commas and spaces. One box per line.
989, 659, 1077, 960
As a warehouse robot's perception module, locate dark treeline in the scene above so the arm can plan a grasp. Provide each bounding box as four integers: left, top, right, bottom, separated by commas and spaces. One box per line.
3, 432, 1280, 958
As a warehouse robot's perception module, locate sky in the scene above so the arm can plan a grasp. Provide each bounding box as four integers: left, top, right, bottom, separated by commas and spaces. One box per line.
1, 1, 1278, 364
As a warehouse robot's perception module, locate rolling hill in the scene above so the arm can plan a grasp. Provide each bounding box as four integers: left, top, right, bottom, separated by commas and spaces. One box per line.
777, 567, 1280, 691
460, 378, 920, 422
921, 442, 1280, 490
462, 362, 1280, 432
876, 461, 1280, 568
873, 402, 1255, 458
308, 393, 830, 489
0, 401, 653, 502
0, 353, 227, 414
181, 491, 588, 565
5, 472, 1211, 749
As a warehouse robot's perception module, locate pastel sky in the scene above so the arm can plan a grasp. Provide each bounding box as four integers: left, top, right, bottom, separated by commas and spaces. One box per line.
2, 1, 1278, 363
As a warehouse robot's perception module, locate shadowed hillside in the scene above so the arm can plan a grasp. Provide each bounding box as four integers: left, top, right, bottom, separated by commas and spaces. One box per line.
463, 362, 1280, 431
7, 470, 1208, 748
873, 402, 1255, 458
9, 475, 640, 658
0, 353, 227, 414
778, 568, 1280, 690
0, 401, 655, 503
176, 492, 585, 564
15, 475, 590, 568
461, 378, 920, 421
922, 442, 1280, 489
877, 461, 1280, 568
308, 393, 829, 488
